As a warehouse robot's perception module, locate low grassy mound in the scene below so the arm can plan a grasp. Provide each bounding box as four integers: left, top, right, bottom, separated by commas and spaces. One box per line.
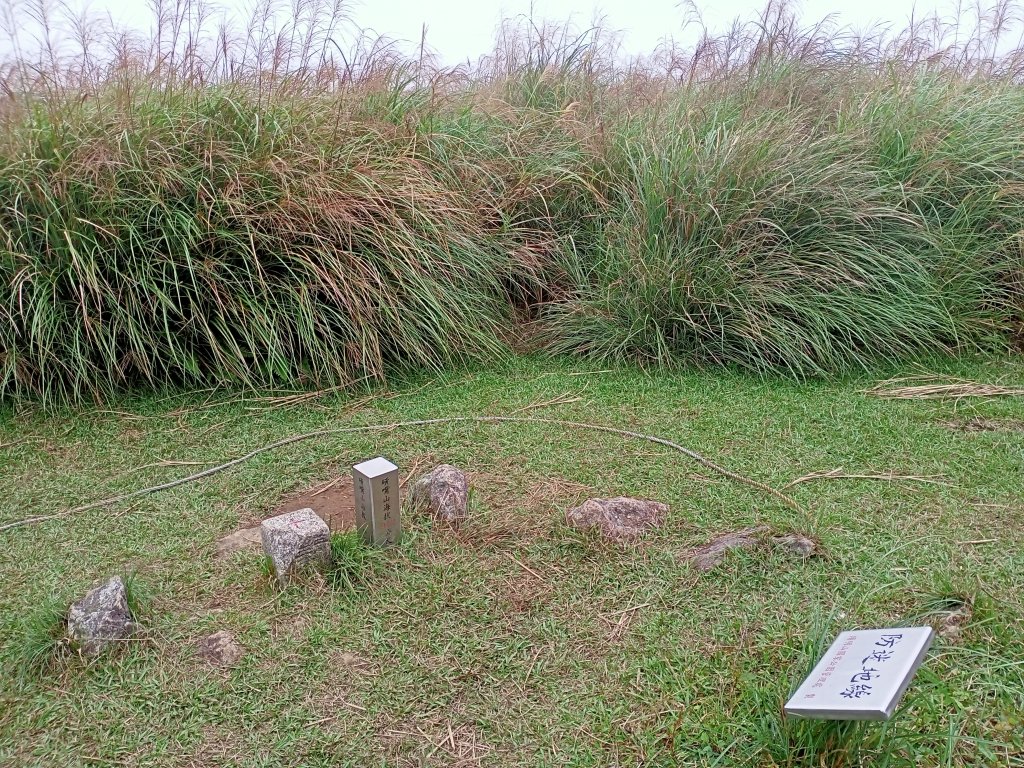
2, 358, 1022, 765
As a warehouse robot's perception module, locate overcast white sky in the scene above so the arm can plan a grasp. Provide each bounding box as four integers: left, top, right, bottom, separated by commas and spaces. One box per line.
333, 0, 931, 63
2, 0, 1011, 65
383, 0, 968, 59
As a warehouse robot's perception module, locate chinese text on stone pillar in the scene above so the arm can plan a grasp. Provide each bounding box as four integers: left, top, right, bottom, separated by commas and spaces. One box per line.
352, 457, 401, 546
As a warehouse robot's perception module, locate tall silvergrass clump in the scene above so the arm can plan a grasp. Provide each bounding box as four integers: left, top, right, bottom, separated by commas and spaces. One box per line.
2, 1, 1024, 402
542, 7, 1024, 375
0, 0, 588, 402
543, 71, 1024, 375
0, 92, 529, 401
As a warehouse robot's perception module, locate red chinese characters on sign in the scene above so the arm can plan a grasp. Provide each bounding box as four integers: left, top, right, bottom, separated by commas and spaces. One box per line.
810, 634, 857, 690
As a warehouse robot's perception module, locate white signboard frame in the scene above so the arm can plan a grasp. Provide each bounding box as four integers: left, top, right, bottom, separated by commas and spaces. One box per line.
352, 457, 401, 547
784, 626, 934, 720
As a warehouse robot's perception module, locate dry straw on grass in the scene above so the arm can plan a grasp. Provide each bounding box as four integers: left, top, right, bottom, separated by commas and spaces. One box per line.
864, 376, 1024, 400
783, 468, 950, 489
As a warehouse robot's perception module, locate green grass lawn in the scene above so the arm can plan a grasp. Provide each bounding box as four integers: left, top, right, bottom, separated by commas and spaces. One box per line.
1, 356, 1022, 767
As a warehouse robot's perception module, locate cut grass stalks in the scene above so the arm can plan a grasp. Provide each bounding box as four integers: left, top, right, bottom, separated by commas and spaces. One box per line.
865, 376, 1024, 400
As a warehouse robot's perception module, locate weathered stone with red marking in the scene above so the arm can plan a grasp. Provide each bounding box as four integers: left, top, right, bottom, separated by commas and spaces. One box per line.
260, 508, 331, 586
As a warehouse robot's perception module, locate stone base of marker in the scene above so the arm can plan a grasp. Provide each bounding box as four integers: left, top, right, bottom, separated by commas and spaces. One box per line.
410, 464, 470, 523
67, 576, 137, 656
260, 508, 331, 586
566, 497, 668, 542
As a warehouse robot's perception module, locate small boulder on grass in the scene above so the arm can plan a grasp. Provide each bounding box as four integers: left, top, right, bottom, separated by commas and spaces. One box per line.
772, 532, 817, 558
196, 630, 244, 667
66, 576, 136, 656
686, 526, 769, 572
685, 527, 818, 571
925, 596, 974, 642
410, 464, 470, 523
260, 508, 331, 587
566, 497, 668, 542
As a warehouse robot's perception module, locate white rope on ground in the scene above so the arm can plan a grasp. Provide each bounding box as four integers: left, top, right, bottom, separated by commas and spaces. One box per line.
0, 416, 802, 534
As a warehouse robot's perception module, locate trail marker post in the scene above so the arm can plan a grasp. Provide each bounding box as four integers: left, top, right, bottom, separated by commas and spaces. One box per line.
352, 457, 401, 547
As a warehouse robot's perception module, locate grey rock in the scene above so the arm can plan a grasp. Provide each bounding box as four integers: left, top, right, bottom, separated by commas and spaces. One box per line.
196, 630, 244, 666
687, 526, 770, 571
772, 533, 817, 558
565, 497, 668, 542
410, 464, 470, 523
687, 527, 818, 571
67, 576, 136, 656
260, 508, 331, 586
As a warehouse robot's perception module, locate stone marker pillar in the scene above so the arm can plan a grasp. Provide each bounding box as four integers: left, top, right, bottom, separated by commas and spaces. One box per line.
352, 457, 401, 547
260, 508, 331, 586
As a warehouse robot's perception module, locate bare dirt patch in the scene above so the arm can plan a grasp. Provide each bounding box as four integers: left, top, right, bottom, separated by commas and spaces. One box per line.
943, 416, 1024, 433
273, 475, 358, 532
216, 474, 358, 558
217, 460, 593, 555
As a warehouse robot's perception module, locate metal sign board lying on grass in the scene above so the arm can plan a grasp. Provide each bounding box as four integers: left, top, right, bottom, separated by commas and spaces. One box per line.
784, 627, 934, 721
352, 457, 401, 547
